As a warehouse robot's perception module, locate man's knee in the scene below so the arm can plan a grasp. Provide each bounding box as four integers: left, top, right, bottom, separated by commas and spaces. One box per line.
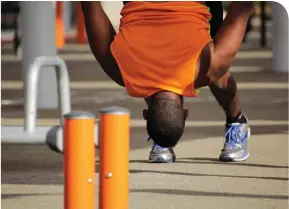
207, 51, 233, 84
195, 43, 233, 88
209, 71, 236, 91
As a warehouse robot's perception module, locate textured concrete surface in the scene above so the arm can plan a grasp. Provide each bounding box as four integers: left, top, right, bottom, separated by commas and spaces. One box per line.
2, 134, 288, 209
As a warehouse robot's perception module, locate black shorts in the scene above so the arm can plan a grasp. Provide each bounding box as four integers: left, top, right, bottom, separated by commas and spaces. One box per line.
205, 1, 223, 38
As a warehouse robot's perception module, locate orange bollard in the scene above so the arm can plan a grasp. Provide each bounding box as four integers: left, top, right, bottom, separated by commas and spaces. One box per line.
99, 107, 130, 209
56, 1, 65, 48
76, 2, 86, 44
64, 112, 96, 209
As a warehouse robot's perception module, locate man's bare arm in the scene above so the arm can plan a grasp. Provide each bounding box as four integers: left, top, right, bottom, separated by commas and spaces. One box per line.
81, 2, 124, 86
81, 2, 116, 61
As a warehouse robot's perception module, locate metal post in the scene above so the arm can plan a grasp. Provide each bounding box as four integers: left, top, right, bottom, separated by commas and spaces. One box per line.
20, 2, 58, 109
272, 2, 288, 72
24, 56, 71, 133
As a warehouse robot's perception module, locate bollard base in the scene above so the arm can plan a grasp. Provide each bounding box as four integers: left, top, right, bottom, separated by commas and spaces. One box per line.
46, 125, 63, 153
46, 122, 99, 153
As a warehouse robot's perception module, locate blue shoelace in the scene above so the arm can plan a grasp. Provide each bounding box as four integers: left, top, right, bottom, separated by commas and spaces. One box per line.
224, 124, 244, 148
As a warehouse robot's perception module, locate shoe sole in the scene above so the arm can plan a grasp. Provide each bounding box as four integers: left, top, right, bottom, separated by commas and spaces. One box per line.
219, 152, 250, 162
232, 152, 250, 162
148, 158, 175, 163
148, 153, 176, 163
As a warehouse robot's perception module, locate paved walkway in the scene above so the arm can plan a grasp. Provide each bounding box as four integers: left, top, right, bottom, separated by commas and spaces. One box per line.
2, 133, 288, 209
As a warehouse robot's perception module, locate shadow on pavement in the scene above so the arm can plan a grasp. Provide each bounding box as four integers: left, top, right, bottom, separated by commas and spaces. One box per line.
2, 190, 288, 200
1, 193, 61, 199
130, 158, 289, 169
130, 189, 288, 200
129, 169, 288, 181
179, 157, 289, 169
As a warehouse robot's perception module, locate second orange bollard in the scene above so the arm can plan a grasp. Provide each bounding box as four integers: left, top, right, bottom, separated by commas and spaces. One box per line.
99, 107, 130, 209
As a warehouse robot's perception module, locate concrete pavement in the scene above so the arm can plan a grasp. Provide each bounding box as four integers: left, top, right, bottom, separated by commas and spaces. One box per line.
2, 133, 288, 209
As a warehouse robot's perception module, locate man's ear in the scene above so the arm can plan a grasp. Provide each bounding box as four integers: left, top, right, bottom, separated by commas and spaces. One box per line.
143, 109, 148, 120
184, 109, 188, 120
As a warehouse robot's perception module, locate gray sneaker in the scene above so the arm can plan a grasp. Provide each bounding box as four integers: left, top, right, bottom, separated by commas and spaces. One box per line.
148, 142, 176, 163
219, 122, 251, 162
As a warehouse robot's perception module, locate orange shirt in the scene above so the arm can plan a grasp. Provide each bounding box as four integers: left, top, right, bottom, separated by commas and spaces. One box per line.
110, 1, 212, 98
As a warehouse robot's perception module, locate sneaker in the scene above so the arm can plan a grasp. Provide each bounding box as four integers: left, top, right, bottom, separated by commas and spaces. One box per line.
148, 139, 176, 163
219, 123, 250, 162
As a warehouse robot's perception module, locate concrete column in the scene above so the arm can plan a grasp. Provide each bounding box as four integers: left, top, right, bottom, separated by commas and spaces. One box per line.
20, 1, 58, 108
272, 2, 288, 72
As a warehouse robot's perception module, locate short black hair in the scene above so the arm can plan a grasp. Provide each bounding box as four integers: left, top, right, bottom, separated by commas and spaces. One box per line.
146, 98, 185, 147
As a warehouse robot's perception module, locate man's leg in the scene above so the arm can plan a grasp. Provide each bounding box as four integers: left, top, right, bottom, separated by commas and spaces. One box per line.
81, 2, 124, 86
207, 1, 246, 124
197, 2, 252, 162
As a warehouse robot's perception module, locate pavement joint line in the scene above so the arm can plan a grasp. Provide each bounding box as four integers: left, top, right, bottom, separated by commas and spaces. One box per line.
1, 118, 288, 127
1, 81, 288, 90
230, 66, 263, 73
0, 50, 273, 62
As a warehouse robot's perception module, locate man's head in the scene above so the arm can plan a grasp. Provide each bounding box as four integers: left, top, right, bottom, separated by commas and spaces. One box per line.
143, 91, 188, 147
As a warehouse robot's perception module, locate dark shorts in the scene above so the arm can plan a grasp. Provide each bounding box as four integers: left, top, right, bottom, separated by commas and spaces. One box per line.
205, 1, 224, 38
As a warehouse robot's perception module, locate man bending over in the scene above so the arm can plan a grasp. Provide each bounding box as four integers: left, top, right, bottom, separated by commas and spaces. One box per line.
81, 1, 253, 162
